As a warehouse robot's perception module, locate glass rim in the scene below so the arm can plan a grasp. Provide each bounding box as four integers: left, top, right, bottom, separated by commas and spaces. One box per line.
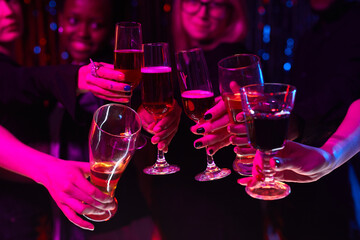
115, 21, 142, 28
93, 103, 142, 137
218, 54, 261, 71
241, 83, 296, 95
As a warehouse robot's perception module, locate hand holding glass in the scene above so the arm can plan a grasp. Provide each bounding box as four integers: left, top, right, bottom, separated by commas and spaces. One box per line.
142, 42, 180, 175
240, 83, 296, 200
84, 103, 142, 221
176, 48, 231, 181
218, 54, 264, 176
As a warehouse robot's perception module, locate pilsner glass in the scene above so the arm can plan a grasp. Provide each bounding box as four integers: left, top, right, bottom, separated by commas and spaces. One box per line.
218, 54, 264, 176
176, 48, 231, 181
142, 42, 180, 175
240, 83, 296, 200
83, 103, 142, 221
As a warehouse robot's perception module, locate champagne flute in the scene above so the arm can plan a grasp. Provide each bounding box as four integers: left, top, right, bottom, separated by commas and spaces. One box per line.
218, 54, 264, 176
142, 42, 180, 175
176, 48, 231, 181
84, 103, 142, 221
114, 21, 146, 148
114, 22, 143, 90
240, 83, 296, 200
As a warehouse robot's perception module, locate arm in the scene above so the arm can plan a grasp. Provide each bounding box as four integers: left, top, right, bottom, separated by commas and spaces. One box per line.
0, 125, 115, 231
239, 99, 360, 185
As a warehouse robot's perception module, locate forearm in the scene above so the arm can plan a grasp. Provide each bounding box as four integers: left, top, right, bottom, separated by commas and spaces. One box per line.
321, 99, 360, 170
0, 126, 54, 185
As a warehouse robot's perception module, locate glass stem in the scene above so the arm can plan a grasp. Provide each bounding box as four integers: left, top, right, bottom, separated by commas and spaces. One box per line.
205, 147, 218, 171
155, 148, 169, 167
260, 150, 277, 184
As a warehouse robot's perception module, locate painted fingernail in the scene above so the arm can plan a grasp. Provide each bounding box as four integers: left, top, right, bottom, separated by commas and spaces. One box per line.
124, 85, 131, 91
195, 142, 203, 148
208, 149, 214, 155
274, 159, 281, 168
196, 127, 205, 134
204, 113, 212, 120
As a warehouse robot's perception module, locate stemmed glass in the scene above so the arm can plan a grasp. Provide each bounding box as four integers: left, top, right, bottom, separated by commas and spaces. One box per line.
141, 42, 180, 175
240, 83, 296, 200
176, 48, 231, 181
83, 103, 142, 221
114, 21, 146, 148
218, 54, 264, 176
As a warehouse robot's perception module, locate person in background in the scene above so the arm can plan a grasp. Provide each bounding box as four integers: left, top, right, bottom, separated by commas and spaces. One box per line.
0, 0, 131, 239
142, 1, 265, 239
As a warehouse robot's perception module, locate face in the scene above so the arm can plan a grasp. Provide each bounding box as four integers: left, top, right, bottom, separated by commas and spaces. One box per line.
0, 0, 23, 43
59, 0, 113, 63
309, 0, 336, 11
181, 0, 230, 43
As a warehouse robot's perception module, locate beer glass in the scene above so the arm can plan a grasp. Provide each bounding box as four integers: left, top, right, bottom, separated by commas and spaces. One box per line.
84, 103, 142, 221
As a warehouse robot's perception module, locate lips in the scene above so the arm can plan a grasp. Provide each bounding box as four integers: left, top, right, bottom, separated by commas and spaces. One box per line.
70, 40, 92, 52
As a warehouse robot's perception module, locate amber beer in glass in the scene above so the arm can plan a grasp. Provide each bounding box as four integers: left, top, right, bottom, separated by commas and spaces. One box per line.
114, 22, 143, 90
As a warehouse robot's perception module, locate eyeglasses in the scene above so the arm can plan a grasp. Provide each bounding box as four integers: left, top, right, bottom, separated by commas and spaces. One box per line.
182, 0, 229, 19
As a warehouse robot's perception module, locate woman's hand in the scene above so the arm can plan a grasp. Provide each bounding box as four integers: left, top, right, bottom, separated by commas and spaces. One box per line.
190, 97, 232, 155
237, 141, 334, 187
40, 159, 116, 231
137, 100, 182, 152
78, 62, 132, 103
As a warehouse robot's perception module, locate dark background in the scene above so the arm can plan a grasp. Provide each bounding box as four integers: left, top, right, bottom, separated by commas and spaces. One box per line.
16, 0, 319, 84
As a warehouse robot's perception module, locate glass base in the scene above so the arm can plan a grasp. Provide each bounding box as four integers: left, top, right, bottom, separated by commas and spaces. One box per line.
233, 161, 253, 176
245, 181, 291, 200
143, 163, 180, 175
83, 198, 118, 222
195, 167, 231, 182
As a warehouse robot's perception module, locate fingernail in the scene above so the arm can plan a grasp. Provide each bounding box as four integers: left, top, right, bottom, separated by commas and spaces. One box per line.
196, 127, 205, 134
256, 174, 265, 182
195, 142, 203, 148
208, 149, 214, 155
152, 137, 160, 144
274, 159, 281, 168
204, 113, 212, 120
124, 85, 131, 91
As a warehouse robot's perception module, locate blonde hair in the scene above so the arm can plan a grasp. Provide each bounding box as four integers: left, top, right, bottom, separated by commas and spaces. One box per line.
172, 0, 248, 51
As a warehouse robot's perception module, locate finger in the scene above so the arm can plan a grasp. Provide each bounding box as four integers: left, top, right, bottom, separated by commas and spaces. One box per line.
95, 65, 124, 81
234, 146, 256, 156
191, 113, 230, 134
194, 128, 230, 149
230, 81, 241, 94
227, 123, 247, 136
87, 74, 131, 93
230, 135, 249, 146
235, 112, 245, 122
237, 177, 252, 186
93, 93, 130, 104
202, 98, 227, 121
206, 136, 231, 155
157, 131, 177, 152
71, 176, 113, 204
59, 204, 95, 231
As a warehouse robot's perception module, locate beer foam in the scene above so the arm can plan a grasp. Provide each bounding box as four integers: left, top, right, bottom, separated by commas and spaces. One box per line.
141, 66, 172, 73
181, 90, 214, 98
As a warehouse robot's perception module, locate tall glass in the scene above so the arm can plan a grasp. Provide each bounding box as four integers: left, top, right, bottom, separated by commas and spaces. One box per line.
142, 43, 180, 175
84, 103, 142, 221
114, 21, 146, 148
218, 54, 264, 176
114, 22, 143, 91
240, 83, 296, 200
176, 48, 231, 181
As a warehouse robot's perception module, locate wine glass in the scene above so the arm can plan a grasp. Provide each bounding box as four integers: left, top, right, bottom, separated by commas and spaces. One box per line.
141, 42, 180, 175
240, 83, 296, 200
218, 54, 264, 176
114, 21, 146, 148
176, 48, 231, 181
83, 103, 142, 221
